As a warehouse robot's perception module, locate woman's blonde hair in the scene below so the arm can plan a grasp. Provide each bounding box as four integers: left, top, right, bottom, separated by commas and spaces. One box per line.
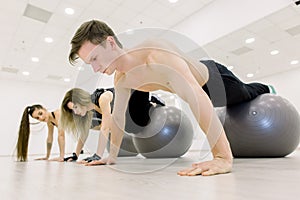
59, 88, 93, 140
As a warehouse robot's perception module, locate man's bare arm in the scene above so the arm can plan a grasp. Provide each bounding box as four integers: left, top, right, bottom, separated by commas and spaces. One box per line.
108, 86, 131, 163
150, 51, 232, 176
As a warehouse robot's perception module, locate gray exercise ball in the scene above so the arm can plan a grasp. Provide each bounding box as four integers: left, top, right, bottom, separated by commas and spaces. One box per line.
107, 134, 138, 157
217, 94, 300, 157
132, 106, 194, 158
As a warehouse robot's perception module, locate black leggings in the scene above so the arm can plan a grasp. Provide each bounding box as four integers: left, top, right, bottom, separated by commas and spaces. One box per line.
201, 60, 270, 107
91, 90, 154, 132
125, 90, 154, 133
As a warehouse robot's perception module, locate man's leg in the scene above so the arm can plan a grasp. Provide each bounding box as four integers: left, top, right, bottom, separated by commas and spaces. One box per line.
125, 90, 153, 133
201, 60, 272, 107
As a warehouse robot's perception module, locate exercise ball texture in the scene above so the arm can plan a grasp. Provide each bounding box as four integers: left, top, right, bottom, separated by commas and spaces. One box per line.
132, 106, 194, 158
217, 94, 300, 157
107, 134, 138, 157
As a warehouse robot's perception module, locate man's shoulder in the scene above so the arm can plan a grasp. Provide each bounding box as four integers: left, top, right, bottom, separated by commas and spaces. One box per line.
114, 71, 123, 80
137, 39, 172, 49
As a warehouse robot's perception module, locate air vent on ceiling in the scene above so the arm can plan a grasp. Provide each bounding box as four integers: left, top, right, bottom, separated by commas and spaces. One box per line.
23, 4, 52, 23
231, 46, 253, 56
285, 24, 300, 36
46, 75, 62, 80
1, 67, 19, 74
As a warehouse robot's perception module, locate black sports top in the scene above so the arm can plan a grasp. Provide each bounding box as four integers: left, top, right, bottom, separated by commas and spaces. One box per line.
90, 88, 114, 128
50, 112, 57, 127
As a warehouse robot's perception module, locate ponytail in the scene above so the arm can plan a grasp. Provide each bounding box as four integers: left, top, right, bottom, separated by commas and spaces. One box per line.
16, 106, 31, 161
16, 104, 43, 161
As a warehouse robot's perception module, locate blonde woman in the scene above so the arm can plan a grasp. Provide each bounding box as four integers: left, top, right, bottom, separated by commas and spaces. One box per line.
60, 88, 165, 164
16, 105, 65, 162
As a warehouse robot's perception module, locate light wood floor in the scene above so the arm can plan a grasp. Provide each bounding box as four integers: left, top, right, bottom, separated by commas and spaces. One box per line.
1, 148, 300, 200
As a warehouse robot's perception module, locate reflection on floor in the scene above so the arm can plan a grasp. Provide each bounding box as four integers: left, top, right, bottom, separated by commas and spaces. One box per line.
1, 148, 300, 200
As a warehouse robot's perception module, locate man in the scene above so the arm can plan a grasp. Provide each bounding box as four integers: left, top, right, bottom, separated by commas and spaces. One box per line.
68, 20, 271, 176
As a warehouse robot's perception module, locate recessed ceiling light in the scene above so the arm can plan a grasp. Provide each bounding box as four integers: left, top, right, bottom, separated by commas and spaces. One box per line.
22, 71, 30, 76
270, 50, 279, 55
64, 78, 71, 82
31, 57, 39, 62
246, 73, 254, 78
227, 65, 234, 70
245, 37, 255, 44
290, 60, 299, 65
168, 0, 178, 3
65, 8, 74, 15
44, 37, 53, 43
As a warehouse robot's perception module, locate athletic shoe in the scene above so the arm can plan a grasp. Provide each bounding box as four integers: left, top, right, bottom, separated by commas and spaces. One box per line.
150, 94, 165, 106
268, 85, 276, 94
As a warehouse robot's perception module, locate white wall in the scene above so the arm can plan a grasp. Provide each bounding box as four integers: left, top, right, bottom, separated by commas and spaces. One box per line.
0, 78, 76, 157
258, 68, 300, 112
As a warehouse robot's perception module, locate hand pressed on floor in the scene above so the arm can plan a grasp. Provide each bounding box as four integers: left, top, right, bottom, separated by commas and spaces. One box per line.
177, 157, 232, 176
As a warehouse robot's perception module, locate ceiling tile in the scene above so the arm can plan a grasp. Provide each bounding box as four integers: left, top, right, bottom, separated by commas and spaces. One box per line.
285, 24, 300, 36
245, 19, 274, 34
23, 4, 52, 23
257, 26, 291, 43
277, 15, 300, 30
28, 0, 61, 12
231, 46, 253, 56
266, 6, 298, 24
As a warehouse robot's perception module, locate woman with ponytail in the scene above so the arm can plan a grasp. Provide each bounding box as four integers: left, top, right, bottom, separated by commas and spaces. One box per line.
16, 105, 65, 162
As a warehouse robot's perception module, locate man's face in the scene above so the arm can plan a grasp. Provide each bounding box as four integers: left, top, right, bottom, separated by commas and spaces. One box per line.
78, 39, 117, 75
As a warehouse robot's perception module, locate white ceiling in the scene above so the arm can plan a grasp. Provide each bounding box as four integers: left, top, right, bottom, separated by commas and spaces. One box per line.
0, 0, 299, 86
203, 2, 300, 81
